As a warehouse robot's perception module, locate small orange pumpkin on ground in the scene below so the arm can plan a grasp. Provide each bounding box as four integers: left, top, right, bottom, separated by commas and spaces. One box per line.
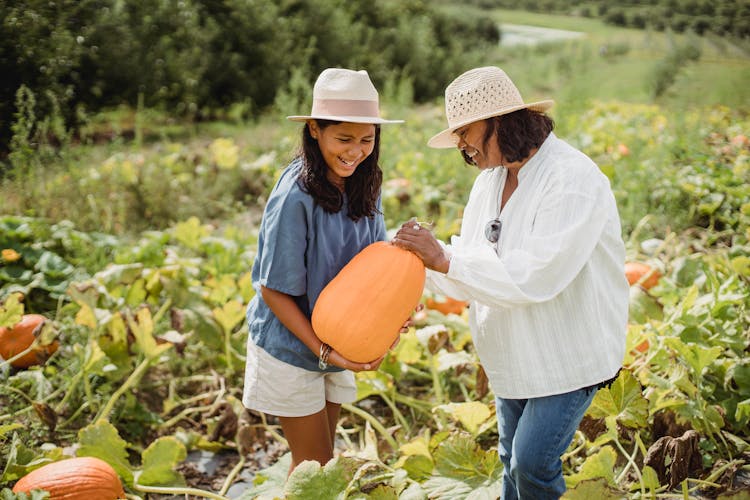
625, 262, 661, 290
0, 314, 58, 368
634, 339, 650, 353
312, 241, 425, 363
425, 296, 469, 316
12, 456, 125, 499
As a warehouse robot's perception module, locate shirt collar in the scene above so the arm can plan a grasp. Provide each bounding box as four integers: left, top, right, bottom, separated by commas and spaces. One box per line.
517, 132, 556, 182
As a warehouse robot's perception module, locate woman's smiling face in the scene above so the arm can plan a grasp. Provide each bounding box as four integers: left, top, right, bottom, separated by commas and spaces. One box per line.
309, 121, 376, 188
453, 120, 503, 169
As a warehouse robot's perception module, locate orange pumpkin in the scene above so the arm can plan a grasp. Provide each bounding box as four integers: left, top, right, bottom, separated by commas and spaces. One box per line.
0, 314, 58, 368
634, 339, 650, 353
624, 262, 661, 290
425, 296, 469, 316
12, 456, 125, 499
312, 241, 425, 363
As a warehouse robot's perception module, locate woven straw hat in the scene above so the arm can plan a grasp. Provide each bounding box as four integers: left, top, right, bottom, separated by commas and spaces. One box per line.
288, 68, 403, 124
428, 66, 553, 148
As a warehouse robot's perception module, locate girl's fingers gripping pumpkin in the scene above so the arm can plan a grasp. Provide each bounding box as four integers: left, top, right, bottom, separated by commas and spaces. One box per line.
327, 348, 385, 372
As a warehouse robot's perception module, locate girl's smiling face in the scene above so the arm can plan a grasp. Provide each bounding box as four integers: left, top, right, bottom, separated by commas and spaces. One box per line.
308, 121, 377, 189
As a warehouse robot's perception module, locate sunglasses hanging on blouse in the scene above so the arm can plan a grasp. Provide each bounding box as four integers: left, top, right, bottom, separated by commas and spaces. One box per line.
485, 218, 502, 244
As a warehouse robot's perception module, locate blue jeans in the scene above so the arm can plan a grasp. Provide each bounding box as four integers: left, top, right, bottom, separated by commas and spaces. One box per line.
496, 387, 596, 500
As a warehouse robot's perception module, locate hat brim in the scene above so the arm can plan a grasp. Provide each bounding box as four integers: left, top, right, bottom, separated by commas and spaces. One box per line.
287, 115, 404, 124
427, 99, 554, 148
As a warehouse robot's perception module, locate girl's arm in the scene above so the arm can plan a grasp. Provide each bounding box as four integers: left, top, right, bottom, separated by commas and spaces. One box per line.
261, 285, 384, 371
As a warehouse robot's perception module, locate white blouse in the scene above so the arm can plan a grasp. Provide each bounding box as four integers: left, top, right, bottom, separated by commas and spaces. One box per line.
427, 133, 629, 399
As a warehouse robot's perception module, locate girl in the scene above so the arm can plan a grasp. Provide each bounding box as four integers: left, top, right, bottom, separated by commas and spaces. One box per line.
242, 68, 403, 471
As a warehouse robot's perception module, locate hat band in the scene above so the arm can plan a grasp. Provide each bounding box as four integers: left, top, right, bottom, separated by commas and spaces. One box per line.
311, 98, 380, 118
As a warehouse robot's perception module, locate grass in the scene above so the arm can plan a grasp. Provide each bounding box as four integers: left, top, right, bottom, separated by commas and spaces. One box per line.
482, 8, 750, 115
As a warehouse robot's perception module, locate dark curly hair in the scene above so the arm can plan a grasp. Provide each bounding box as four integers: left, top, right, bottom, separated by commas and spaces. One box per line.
299, 120, 382, 222
461, 109, 555, 165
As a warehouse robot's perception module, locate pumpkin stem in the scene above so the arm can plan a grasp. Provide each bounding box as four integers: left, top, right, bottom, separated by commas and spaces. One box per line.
218, 455, 246, 496
0, 383, 35, 404
342, 403, 399, 451
132, 483, 230, 499
96, 356, 152, 423
0, 343, 35, 369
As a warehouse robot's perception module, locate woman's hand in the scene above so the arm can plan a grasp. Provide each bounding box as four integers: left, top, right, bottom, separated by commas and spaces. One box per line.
399, 302, 424, 333
392, 219, 451, 273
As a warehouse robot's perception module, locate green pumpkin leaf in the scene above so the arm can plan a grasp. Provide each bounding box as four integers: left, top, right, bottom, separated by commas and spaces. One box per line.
398, 455, 435, 482
364, 484, 400, 500
664, 337, 722, 378
0, 488, 51, 499
137, 436, 187, 486
564, 446, 617, 489
173, 217, 209, 250
433, 402, 493, 436
736, 398, 750, 426
125, 278, 147, 307
0, 433, 36, 483
393, 333, 423, 364
587, 370, 649, 429
35, 251, 74, 278
207, 275, 239, 306
628, 286, 663, 324
96, 263, 144, 286
561, 477, 624, 499
235, 452, 290, 499
0, 293, 24, 328
641, 465, 661, 492
77, 420, 134, 487
0, 424, 24, 440
212, 299, 245, 334
238, 272, 254, 303
283, 456, 362, 500
422, 432, 502, 498
356, 370, 395, 401
127, 308, 172, 359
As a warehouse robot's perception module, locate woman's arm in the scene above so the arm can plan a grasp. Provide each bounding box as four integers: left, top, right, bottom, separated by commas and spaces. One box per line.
394, 185, 613, 307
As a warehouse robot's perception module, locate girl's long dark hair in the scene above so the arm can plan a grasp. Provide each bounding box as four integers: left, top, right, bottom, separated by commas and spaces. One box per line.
299, 120, 383, 222
462, 109, 555, 165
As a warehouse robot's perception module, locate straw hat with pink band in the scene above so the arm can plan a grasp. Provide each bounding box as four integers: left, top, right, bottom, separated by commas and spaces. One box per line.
428, 66, 554, 149
287, 68, 403, 125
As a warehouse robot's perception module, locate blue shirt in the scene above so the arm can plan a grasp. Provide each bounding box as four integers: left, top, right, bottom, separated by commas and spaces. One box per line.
247, 158, 387, 372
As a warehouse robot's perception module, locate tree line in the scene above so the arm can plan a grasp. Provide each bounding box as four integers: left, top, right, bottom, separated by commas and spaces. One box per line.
450, 0, 750, 38
0, 0, 499, 159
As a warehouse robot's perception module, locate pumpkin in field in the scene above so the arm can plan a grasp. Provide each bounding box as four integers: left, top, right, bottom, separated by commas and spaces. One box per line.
12, 456, 125, 499
312, 241, 425, 363
624, 262, 661, 290
0, 314, 58, 368
425, 296, 469, 316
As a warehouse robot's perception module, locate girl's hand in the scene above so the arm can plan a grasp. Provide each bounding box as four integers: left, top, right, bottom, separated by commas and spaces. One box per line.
392, 218, 451, 273
325, 327, 412, 372
327, 349, 386, 372
321, 302, 426, 372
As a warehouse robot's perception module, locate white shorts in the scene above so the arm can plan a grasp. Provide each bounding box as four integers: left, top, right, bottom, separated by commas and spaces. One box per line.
242, 341, 357, 418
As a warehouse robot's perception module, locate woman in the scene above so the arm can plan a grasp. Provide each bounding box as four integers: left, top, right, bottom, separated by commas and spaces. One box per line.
393, 66, 628, 499
242, 68, 403, 471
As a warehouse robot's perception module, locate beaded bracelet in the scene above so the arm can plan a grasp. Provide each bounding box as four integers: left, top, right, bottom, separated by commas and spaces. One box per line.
318, 343, 332, 370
